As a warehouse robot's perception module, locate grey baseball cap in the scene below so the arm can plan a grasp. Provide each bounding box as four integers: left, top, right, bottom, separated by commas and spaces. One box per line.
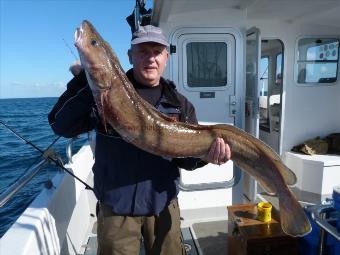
131, 25, 169, 47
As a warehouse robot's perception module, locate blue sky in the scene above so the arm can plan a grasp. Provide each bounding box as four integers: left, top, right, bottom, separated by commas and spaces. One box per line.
0, 0, 152, 98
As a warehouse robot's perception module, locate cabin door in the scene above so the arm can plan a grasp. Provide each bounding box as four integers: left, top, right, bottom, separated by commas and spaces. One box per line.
170, 28, 241, 209
258, 39, 284, 155
244, 27, 261, 202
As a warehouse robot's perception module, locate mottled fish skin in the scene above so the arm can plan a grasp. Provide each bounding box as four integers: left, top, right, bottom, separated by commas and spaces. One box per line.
74, 20, 311, 237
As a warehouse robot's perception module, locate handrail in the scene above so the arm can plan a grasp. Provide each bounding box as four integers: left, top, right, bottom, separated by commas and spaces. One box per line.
179, 166, 242, 191
310, 204, 340, 241
0, 158, 49, 207
66, 132, 95, 164
66, 138, 75, 164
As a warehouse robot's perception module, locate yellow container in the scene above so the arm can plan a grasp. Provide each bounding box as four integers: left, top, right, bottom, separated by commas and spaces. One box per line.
257, 202, 272, 222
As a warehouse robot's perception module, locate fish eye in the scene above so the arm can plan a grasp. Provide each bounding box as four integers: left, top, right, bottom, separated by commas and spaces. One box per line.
91, 39, 98, 46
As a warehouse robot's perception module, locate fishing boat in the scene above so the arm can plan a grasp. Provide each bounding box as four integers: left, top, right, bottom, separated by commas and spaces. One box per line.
1, 0, 340, 254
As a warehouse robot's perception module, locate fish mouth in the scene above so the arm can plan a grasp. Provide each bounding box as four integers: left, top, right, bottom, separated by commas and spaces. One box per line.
74, 26, 83, 48
75, 21, 88, 48
74, 21, 92, 48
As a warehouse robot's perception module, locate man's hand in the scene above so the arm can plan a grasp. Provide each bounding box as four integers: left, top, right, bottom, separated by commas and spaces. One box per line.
69, 60, 83, 76
201, 137, 231, 165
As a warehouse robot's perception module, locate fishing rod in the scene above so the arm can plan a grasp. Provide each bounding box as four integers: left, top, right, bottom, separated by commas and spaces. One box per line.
62, 38, 78, 61
0, 120, 93, 191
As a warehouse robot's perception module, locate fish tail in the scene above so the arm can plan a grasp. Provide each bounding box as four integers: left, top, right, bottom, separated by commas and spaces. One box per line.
278, 164, 297, 186
278, 187, 312, 237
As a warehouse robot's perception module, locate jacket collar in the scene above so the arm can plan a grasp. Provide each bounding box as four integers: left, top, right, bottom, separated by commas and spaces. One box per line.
126, 69, 181, 108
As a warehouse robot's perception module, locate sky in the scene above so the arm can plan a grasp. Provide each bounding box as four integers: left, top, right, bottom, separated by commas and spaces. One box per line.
0, 0, 152, 99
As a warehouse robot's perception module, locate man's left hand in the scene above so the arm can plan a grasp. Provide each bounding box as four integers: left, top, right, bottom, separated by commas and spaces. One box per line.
201, 137, 231, 165
69, 60, 83, 76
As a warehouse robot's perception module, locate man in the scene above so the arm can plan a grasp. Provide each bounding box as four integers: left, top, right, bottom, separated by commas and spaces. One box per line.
49, 25, 231, 255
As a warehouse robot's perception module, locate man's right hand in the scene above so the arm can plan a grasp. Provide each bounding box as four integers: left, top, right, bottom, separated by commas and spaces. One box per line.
69, 60, 83, 76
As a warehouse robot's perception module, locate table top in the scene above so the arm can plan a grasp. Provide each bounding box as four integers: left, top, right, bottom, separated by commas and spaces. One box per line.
227, 203, 289, 240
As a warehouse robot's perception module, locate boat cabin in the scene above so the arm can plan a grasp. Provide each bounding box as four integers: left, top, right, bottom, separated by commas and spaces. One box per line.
150, 0, 340, 210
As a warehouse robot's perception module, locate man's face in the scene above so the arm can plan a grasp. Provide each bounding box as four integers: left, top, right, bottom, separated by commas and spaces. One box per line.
129, 42, 169, 87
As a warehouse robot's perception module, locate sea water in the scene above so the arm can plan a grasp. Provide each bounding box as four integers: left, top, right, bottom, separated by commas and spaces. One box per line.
0, 97, 87, 237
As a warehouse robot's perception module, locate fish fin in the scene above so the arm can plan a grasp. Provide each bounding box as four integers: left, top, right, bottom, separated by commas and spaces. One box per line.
235, 160, 277, 195
278, 187, 312, 237
275, 159, 297, 186
100, 91, 108, 132
257, 181, 276, 195
149, 106, 179, 122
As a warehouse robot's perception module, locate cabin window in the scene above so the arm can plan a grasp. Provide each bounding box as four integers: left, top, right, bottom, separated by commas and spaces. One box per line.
275, 53, 282, 86
297, 38, 339, 84
259, 57, 269, 96
186, 42, 227, 87
259, 56, 269, 129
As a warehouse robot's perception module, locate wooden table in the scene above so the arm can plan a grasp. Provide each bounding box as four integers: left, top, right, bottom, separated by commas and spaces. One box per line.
227, 204, 298, 255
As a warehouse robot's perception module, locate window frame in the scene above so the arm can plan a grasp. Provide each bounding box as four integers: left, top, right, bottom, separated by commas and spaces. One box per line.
185, 41, 228, 88
259, 56, 269, 96
275, 52, 283, 85
294, 36, 340, 86
181, 35, 235, 92
259, 55, 270, 132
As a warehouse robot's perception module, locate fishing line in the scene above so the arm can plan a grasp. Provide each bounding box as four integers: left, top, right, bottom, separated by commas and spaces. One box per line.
62, 38, 78, 61
260, 65, 268, 81
0, 120, 93, 191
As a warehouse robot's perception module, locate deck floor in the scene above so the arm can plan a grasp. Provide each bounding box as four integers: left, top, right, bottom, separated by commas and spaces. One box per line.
192, 220, 229, 255
83, 193, 316, 255
84, 220, 229, 255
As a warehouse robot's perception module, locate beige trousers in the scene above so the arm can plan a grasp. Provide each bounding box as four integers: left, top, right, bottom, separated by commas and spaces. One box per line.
97, 199, 186, 255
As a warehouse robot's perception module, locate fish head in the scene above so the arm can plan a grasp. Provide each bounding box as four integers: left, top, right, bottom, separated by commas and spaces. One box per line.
74, 20, 112, 95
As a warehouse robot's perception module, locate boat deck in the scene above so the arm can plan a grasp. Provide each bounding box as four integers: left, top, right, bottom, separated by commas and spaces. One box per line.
84, 220, 229, 255
191, 220, 229, 254
82, 193, 316, 255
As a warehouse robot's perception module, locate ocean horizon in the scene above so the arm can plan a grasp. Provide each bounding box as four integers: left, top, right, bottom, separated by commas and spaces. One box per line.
0, 96, 59, 100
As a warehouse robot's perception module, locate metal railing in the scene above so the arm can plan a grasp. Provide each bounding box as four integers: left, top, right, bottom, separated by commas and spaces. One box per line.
66, 131, 95, 164
66, 138, 75, 164
310, 204, 340, 241
0, 158, 49, 207
179, 166, 242, 191
0, 131, 96, 208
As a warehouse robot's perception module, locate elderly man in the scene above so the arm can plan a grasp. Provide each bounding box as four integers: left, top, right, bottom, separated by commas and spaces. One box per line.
49, 25, 231, 255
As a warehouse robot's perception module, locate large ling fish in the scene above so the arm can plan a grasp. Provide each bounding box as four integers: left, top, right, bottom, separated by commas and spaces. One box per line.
74, 20, 311, 237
